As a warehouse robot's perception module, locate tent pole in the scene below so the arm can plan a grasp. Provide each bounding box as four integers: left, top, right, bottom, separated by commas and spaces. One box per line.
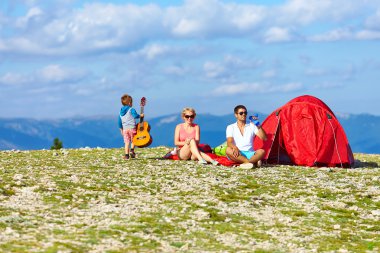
327, 116, 343, 168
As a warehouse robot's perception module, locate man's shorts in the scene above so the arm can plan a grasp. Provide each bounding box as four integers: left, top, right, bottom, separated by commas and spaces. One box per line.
240, 150, 256, 160
123, 128, 136, 143
227, 150, 256, 160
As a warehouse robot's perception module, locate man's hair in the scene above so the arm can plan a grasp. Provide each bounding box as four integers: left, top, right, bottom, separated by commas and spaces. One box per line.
234, 105, 247, 114
121, 94, 133, 106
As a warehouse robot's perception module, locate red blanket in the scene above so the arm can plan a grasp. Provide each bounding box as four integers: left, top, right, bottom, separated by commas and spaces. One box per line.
163, 151, 238, 167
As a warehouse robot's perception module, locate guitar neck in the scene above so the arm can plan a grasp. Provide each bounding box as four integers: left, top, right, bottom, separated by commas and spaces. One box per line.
140, 106, 145, 123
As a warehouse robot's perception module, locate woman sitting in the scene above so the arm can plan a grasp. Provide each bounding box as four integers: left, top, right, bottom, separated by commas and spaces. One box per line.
174, 107, 218, 165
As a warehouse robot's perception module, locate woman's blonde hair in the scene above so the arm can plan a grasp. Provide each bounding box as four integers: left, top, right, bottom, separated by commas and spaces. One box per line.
181, 107, 196, 117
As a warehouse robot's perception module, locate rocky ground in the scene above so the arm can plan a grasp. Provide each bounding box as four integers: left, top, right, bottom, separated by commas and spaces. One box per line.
0, 147, 379, 252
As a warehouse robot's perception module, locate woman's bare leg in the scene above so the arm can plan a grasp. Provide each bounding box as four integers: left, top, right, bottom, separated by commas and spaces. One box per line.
200, 152, 214, 163
179, 140, 217, 164
188, 139, 205, 161
177, 144, 192, 160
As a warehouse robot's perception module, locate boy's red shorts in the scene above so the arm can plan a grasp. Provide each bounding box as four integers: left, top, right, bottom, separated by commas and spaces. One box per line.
122, 128, 136, 143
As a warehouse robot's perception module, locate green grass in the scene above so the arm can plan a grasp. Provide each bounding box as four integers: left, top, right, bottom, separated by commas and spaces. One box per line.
0, 147, 379, 252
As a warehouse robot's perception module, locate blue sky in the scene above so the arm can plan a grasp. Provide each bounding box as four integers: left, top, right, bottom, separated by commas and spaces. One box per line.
1, 0, 380, 119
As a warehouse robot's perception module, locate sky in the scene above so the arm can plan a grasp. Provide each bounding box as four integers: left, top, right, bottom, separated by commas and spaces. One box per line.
1, 0, 380, 119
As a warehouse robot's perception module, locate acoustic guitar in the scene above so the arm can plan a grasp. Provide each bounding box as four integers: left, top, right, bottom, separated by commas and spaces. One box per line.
133, 97, 153, 148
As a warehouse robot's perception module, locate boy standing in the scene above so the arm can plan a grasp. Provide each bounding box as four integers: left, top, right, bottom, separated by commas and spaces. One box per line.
118, 94, 143, 160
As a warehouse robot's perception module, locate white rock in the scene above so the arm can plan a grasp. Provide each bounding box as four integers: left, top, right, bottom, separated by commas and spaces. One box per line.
319, 167, 333, 172
333, 224, 341, 230
13, 174, 23, 181
70, 175, 80, 183
5, 227, 13, 234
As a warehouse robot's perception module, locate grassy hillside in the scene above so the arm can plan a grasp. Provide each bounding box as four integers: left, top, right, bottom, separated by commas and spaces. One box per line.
0, 147, 379, 252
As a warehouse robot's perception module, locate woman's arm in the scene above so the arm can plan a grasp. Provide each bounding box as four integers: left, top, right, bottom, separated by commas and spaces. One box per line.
194, 125, 200, 145
174, 124, 186, 146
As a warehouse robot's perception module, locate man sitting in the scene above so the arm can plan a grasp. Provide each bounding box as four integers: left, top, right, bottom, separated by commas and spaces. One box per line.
226, 105, 267, 169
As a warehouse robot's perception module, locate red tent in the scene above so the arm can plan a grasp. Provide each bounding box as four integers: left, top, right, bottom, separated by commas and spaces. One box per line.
254, 95, 354, 168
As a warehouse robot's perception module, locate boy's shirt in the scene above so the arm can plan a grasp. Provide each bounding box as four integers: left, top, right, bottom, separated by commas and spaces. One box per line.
118, 106, 140, 129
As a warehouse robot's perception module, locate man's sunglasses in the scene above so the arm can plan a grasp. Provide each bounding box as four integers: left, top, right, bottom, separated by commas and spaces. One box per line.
185, 115, 195, 119
238, 111, 248, 115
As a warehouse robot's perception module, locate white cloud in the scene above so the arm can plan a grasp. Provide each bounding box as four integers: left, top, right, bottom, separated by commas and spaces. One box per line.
168, 0, 223, 37
279, 0, 326, 24
264, 27, 293, 43
1, 0, 380, 119
1, 3, 164, 55
1, 0, 380, 57
39, 65, 66, 82
168, 0, 265, 37
262, 70, 277, 78
0, 40, 7, 51
81, 3, 162, 43
211, 82, 302, 96
230, 4, 265, 30
204, 55, 262, 80
305, 68, 328, 76
7, 37, 41, 54
158, 115, 178, 125
279, 82, 303, 92
0, 73, 31, 86
135, 44, 170, 60
38, 65, 87, 83
164, 65, 188, 76
172, 18, 201, 37
224, 55, 261, 69
0, 65, 87, 86
277, 0, 365, 25
15, 7, 43, 28
74, 88, 92, 96
356, 30, 380, 40
213, 83, 258, 95
204, 61, 226, 79
309, 28, 353, 42
313, 82, 343, 89
365, 10, 380, 30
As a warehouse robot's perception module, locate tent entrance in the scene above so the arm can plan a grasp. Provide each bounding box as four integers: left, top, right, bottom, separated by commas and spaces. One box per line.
266, 121, 293, 165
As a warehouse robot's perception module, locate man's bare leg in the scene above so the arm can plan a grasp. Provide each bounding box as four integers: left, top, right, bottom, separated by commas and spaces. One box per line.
249, 149, 265, 167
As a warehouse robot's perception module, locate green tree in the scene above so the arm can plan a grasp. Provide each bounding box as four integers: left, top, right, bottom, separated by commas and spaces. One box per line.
51, 138, 63, 150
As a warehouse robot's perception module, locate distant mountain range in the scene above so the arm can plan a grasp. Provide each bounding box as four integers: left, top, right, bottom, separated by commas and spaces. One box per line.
1, 113, 379, 154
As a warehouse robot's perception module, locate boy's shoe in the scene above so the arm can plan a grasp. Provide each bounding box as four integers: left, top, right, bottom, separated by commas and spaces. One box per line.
130, 150, 136, 158
198, 159, 208, 165
256, 160, 262, 168
123, 154, 130, 160
211, 160, 219, 166
239, 162, 254, 169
